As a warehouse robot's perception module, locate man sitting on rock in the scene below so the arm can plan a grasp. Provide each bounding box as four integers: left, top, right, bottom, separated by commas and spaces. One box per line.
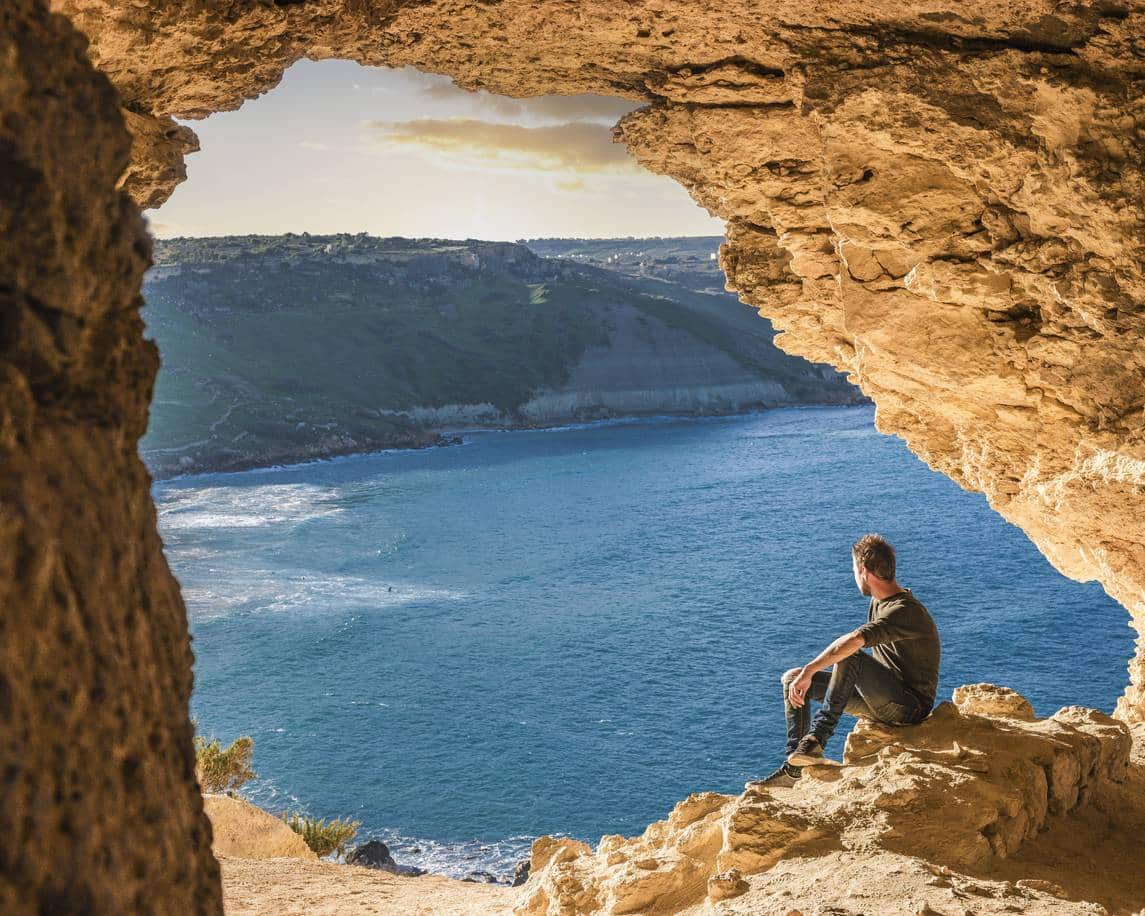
754, 533, 941, 788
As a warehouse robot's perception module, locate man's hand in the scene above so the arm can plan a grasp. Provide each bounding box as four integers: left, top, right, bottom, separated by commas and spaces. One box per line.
788, 667, 813, 708
787, 631, 866, 709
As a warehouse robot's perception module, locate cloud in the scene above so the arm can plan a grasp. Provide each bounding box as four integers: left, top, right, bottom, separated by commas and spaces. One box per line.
418, 80, 637, 124
420, 81, 525, 117
144, 218, 183, 236
518, 95, 638, 123
364, 118, 641, 174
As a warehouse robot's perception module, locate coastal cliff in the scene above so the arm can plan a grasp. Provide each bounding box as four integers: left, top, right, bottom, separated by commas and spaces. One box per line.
140, 235, 860, 477
205, 686, 1145, 915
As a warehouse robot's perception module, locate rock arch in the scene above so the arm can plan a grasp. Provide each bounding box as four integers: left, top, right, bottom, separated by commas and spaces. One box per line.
3, 0, 1143, 910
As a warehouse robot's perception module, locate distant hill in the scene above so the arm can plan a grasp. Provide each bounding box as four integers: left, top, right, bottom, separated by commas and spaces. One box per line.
140, 234, 862, 477
524, 236, 729, 294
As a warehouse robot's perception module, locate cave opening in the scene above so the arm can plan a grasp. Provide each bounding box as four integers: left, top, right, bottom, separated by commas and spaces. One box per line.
5, 1, 1144, 910
140, 60, 1135, 883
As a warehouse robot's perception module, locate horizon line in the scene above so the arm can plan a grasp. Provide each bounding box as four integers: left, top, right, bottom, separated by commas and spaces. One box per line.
148, 230, 727, 243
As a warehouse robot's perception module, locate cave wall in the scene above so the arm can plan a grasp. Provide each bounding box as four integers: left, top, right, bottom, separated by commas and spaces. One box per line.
0, 2, 221, 912
1, 0, 1142, 910
54, 0, 1143, 719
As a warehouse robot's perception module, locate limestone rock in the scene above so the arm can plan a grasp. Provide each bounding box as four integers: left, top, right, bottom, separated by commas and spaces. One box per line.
5, 0, 1145, 912
118, 109, 200, 210
706, 867, 750, 902
0, 1, 219, 912
203, 795, 317, 861
952, 684, 1037, 721
516, 688, 1132, 914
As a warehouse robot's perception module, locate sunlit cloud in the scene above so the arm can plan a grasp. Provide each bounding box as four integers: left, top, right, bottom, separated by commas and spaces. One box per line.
364, 118, 641, 174
514, 95, 639, 123
145, 59, 725, 239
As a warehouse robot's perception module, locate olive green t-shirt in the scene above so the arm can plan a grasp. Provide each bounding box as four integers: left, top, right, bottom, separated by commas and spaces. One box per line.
854, 588, 941, 706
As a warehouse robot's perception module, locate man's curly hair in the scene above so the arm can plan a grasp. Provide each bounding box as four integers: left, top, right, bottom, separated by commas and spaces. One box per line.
852, 533, 896, 581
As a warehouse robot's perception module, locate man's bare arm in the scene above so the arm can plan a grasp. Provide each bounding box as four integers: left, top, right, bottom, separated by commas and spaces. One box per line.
788, 630, 865, 708
804, 629, 865, 675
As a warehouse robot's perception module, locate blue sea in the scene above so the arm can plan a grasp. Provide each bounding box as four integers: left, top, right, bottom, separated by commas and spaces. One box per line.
154, 406, 1133, 880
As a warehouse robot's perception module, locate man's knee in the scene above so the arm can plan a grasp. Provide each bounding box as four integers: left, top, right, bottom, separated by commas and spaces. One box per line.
781, 667, 801, 688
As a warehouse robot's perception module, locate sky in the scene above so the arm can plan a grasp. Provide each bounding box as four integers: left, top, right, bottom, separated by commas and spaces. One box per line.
146, 60, 725, 241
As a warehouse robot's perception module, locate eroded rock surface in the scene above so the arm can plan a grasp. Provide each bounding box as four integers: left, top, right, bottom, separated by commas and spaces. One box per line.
0, 1, 219, 912
518, 686, 1136, 914
5, 1, 1145, 913
51, 0, 1145, 719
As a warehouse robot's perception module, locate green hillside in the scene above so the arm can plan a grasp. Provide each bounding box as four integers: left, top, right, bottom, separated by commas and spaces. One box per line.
141, 234, 860, 477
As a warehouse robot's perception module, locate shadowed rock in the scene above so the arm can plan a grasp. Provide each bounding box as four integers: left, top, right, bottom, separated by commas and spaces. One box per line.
346, 840, 425, 877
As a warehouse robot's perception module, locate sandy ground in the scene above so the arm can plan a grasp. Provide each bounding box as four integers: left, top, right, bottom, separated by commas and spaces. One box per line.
205, 796, 316, 861
220, 856, 514, 915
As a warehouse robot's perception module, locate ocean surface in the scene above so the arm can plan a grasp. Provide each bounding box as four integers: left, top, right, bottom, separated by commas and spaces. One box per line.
155, 406, 1134, 880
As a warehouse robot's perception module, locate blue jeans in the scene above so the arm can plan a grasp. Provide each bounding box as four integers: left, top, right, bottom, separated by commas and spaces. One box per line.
782, 651, 931, 754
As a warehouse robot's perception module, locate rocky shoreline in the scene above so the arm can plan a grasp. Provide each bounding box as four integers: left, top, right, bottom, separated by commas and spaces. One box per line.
204, 795, 531, 890
146, 399, 867, 480
139, 235, 864, 481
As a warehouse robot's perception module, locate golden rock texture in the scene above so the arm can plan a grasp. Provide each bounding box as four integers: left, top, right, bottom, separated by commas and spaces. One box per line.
520, 687, 1141, 914
0, 1, 219, 912
2, 1, 1144, 912
52, 0, 1145, 721
119, 110, 200, 210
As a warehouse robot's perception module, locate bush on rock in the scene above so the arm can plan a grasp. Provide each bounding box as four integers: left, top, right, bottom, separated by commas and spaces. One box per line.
282, 813, 361, 858
194, 731, 256, 794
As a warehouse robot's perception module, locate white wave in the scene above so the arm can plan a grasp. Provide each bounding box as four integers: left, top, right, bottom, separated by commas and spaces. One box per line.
180, 572, 468, 619
157, 483, 345, 530
178, 584, 262, 614
366, 828, 542, 882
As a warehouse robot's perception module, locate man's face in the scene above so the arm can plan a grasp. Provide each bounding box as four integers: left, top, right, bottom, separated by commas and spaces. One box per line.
852, 554, 870, 596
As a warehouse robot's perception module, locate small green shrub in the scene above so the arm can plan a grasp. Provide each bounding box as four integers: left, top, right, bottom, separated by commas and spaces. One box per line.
282, 813, 361, 858
195, 733, 256, 794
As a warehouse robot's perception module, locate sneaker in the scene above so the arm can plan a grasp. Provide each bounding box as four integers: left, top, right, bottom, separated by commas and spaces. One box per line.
786, 734, 825, 767
744, 763, 802, 791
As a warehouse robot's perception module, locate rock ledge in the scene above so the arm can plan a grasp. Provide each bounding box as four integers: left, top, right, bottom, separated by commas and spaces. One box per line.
518, 685, 1131, 914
